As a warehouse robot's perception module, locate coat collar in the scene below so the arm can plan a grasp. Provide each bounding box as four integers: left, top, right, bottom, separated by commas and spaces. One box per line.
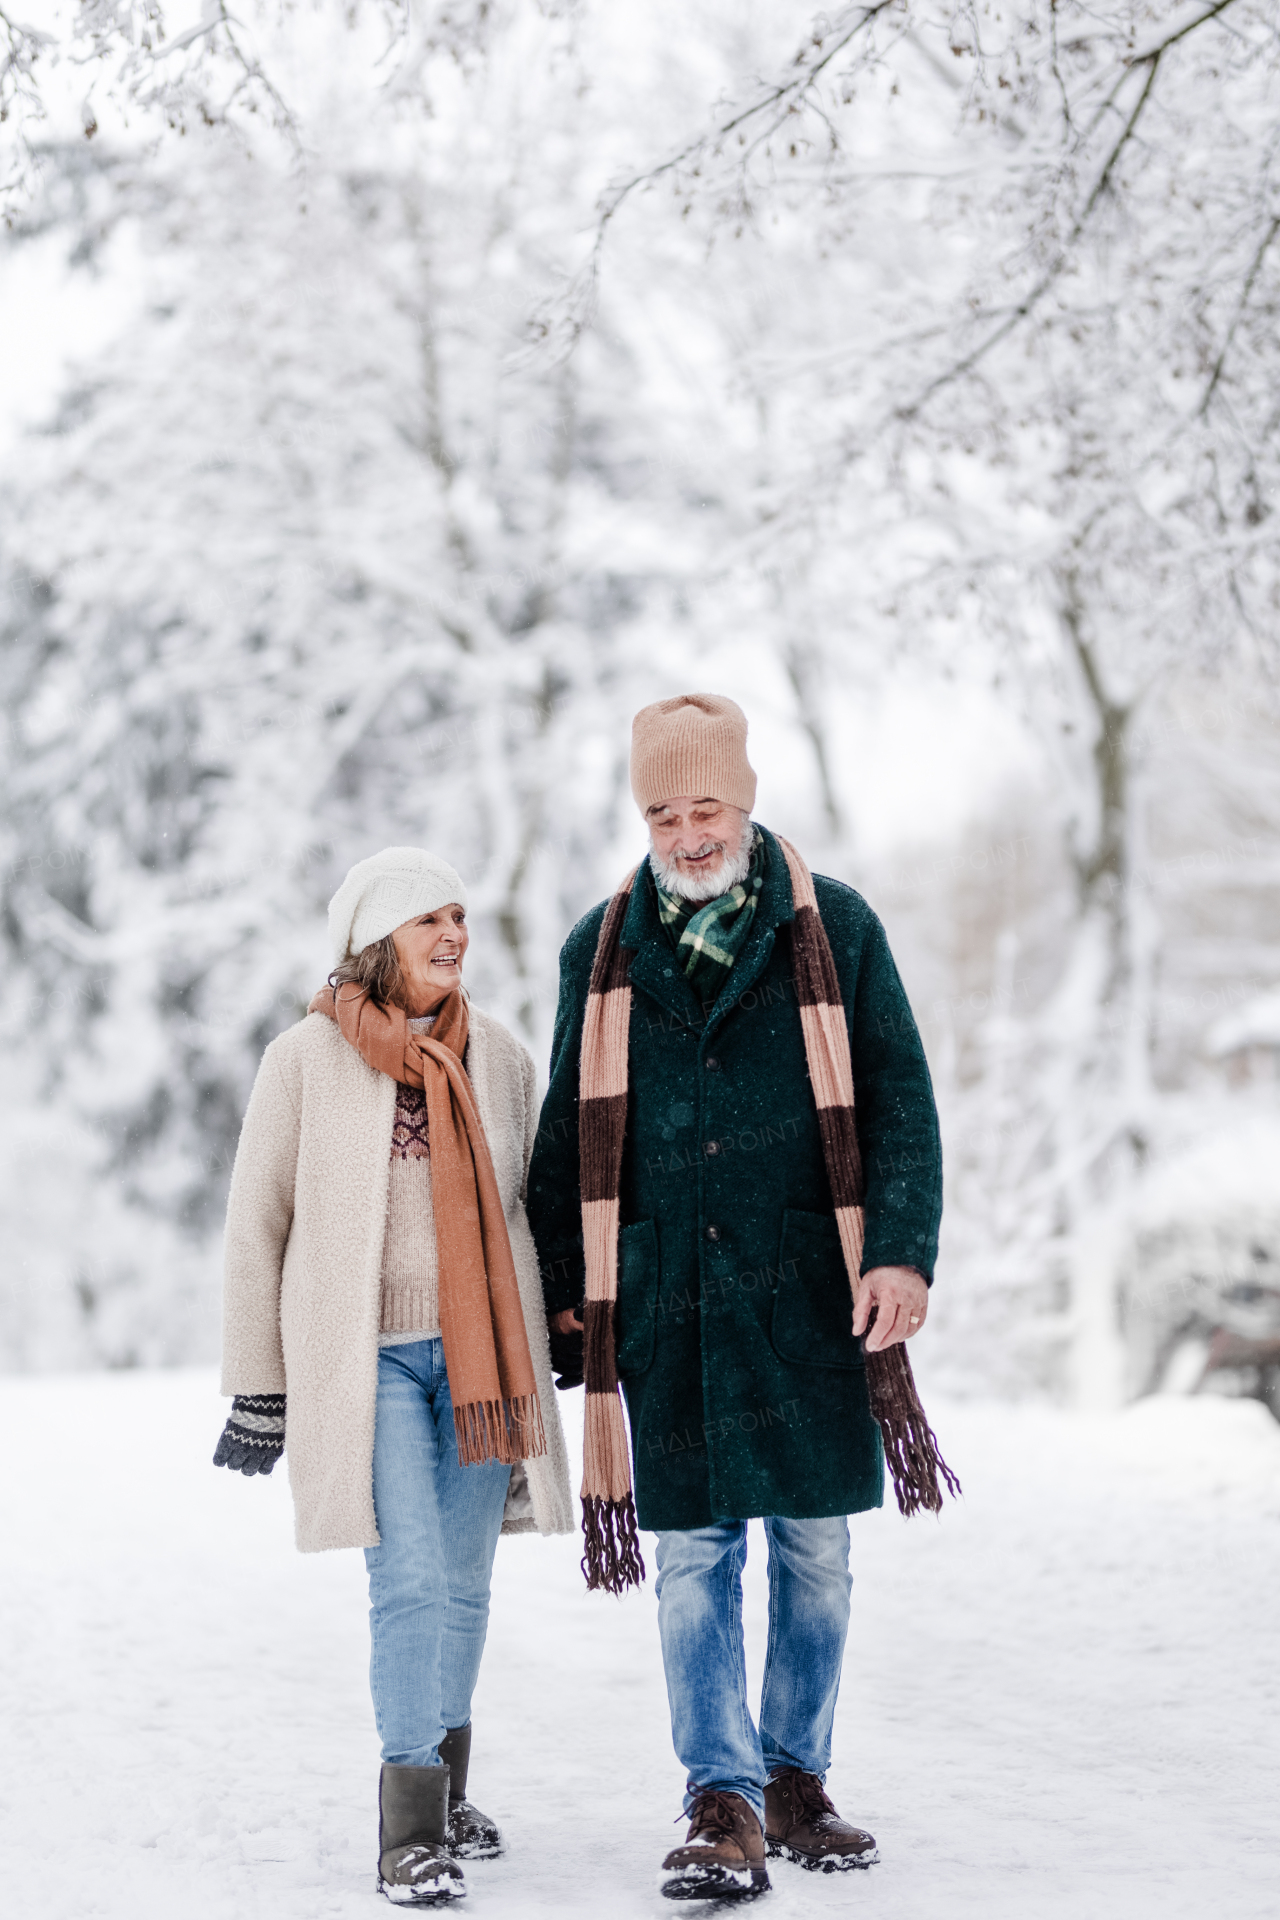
621, 825, 795, 1032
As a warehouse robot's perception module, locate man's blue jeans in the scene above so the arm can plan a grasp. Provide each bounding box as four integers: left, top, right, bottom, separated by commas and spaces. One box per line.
654, 1516, 853, 1824
364, 1339, 511, 1768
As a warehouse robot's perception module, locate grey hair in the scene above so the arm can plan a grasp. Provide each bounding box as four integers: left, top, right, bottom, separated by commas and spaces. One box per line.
649, 806, 754, 903
327, 932, 409, 1011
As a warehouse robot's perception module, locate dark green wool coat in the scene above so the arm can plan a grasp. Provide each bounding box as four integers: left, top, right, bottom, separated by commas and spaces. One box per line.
527, 826, 943, 1532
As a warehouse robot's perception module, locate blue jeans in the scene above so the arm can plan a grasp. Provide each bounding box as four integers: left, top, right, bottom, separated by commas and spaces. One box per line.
364, 1339, 511, 1768
654, 1515, 853, 1824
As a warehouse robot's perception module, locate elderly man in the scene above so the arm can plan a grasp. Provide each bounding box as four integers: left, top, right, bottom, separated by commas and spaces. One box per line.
528, 693, 947, 1901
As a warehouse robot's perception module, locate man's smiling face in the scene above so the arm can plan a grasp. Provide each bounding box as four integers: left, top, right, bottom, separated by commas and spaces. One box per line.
647, 797, 752, 903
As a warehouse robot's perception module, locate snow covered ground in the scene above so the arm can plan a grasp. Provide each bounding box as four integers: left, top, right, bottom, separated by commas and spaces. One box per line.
2, 1371, 1278, 1920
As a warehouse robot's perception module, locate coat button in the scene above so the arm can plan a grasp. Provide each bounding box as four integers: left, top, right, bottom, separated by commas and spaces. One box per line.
705, 1055, 721, 1070
704, 1140, 721, 1156
706, 1224, 721, 1241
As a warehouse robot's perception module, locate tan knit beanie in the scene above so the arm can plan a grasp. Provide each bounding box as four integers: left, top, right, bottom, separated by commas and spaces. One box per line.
630, 693, 757, 816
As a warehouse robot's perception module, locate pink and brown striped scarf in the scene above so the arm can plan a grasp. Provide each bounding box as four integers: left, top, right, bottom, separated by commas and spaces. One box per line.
577, 834, 959, 1593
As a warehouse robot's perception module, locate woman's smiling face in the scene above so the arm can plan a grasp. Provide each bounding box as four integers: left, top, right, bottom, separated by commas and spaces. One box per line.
390, 904, 469, 1016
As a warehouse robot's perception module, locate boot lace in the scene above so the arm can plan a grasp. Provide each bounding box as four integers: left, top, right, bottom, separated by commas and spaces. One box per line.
684, 1789, 749, 1841
779, 1768, 837, 1821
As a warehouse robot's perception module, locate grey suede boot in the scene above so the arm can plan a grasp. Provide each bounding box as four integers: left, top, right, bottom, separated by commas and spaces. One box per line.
438, 1725, 504, 1860
378, 1763, 467, 1905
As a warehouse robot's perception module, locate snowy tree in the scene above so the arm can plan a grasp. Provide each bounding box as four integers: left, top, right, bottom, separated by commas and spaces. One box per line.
568, 0, 1280, 1393
3, 0, 1279, 1396
0, 6, 743, 1361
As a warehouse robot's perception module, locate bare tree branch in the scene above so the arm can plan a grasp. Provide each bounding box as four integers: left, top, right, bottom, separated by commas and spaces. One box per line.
893, 0, 1245, 421
594, 1, 898, 231
1199, 212, 1280, 418
524, 2, 898, 358
1126, 0, 1242, 61
898, 51, 1164, 421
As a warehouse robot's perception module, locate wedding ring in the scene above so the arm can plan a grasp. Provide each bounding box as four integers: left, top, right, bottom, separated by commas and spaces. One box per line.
909, 1315, 920, 1325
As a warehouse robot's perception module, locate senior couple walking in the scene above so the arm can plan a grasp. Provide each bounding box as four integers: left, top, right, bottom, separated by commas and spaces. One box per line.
216, 692, 953, 1905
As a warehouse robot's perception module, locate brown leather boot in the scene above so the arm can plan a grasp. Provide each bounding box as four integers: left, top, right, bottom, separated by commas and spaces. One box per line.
763, 1768, 878, 1872
660, 1789, 770, 1901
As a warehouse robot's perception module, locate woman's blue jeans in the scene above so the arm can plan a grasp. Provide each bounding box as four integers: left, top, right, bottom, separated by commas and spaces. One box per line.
654, 1515, 853, 1824
364, 1339, 511, 1768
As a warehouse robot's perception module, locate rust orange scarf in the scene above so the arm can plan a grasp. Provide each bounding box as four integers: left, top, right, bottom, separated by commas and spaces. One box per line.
308, 981, 545, 1469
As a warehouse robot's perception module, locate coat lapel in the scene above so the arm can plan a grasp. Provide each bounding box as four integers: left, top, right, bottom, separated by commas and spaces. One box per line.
687, 827, 796, 1042
464, 1008, 522, 1214
623, 833, 795, 1034
622, 866, 705, 1029
305, 1020, 397, 1279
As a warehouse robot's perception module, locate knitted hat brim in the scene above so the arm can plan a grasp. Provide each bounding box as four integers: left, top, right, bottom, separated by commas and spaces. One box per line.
328, 847, 469, 963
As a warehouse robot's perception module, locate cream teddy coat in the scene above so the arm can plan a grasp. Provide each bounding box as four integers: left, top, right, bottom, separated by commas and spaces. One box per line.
221, 1005, 574, 1552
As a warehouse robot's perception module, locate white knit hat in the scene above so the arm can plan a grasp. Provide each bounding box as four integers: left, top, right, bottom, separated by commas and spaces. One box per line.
328, 847, 469, 963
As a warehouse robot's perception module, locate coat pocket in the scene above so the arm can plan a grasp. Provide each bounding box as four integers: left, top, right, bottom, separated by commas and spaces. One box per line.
615, 1219, 660, 1376
771, 1208, 864, 1370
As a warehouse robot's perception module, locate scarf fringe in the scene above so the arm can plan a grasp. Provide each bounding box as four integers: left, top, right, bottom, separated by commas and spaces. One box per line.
580, 1494, 646, 1595
867, 1344, 962, 1517
454, 1392, 547, 1468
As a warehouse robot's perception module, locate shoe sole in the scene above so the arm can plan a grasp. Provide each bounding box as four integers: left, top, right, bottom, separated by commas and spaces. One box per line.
660, 1865, 771, 1901
378, 1875, 467, 1905
765, 1839, 879, 1872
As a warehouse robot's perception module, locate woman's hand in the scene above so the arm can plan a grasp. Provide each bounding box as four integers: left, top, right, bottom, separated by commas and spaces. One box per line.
213, 1394, 286, 1474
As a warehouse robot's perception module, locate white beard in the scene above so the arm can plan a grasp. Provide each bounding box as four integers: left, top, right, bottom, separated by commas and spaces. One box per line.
649, 813, 754, 904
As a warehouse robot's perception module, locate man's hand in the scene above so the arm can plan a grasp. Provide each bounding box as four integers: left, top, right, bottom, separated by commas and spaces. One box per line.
548, 1307, 585, 1391
852, 1266, 928, 1353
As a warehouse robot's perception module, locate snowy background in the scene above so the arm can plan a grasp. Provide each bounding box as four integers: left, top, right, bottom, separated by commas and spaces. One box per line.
2, 3, 1279, 1913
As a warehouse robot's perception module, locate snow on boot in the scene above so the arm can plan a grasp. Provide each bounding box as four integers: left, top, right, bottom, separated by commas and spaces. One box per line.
763, 1768, 879, 1872
378, 1763, 467, 1906
659, 1789, 770, 1901
438, 1724, 503, 1860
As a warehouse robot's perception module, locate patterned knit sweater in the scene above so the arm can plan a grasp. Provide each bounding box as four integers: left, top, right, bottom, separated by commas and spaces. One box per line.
378, 1015, 440, 1342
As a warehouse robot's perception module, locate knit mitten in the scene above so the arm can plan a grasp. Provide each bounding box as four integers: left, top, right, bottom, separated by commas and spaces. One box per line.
213, 1394, 286, 1475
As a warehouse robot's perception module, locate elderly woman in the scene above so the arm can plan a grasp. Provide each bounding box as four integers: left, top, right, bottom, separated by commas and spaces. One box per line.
213, 846, 572, 1906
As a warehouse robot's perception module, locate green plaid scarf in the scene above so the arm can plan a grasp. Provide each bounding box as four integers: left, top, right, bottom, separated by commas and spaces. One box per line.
654, 826, 766, 1013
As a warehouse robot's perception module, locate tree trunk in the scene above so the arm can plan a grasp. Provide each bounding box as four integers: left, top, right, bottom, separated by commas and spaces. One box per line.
1060, 571, 1131, 1011
1056, 571, 1154, 1405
